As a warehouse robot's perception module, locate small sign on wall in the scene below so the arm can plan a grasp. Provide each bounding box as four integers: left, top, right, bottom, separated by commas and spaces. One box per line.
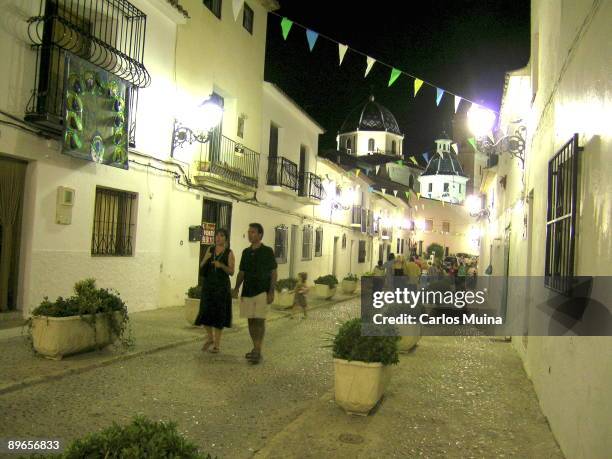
201, 222, 216, 245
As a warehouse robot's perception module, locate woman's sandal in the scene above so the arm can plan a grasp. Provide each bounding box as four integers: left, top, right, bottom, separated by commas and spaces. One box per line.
245, 349, 256, 359
202, 340, 214, 352
247, 352, 262, 364
209, 347, 220, 354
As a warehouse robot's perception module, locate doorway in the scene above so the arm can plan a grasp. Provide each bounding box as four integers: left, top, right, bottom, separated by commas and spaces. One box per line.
289, 224, 298, 278
332, 236, 339, 277
200, 198, 232, 273
500, 225, 511, 320
0, 157, 27, 312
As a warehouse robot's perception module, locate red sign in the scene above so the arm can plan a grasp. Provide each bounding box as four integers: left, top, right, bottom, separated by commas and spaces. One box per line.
201, 222, 216, 245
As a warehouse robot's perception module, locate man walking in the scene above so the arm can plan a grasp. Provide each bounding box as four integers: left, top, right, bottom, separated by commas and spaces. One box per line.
233, 223, 277, 364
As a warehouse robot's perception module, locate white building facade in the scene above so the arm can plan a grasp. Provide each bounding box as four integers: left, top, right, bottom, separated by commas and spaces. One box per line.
418, 137, 469, 204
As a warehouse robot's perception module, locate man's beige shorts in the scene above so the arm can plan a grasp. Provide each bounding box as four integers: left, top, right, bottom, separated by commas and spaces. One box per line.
239, 292, 269, 319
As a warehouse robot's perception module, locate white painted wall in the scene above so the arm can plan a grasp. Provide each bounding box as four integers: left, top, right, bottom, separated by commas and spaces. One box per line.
338, 131, 403, 156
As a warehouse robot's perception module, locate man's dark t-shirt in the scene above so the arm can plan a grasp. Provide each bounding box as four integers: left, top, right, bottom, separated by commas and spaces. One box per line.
239, 244, 277, 298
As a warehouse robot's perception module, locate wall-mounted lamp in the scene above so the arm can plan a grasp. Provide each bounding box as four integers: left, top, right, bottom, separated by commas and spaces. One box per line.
170, 94, 224, 157
465, 194, 490, 221
467, 105, 526, 167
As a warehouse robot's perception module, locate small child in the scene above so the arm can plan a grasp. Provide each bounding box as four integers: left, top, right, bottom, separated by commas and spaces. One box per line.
292, 272, 309, 319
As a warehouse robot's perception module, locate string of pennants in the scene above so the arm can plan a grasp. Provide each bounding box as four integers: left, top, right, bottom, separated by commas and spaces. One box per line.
266, 12, 499, 116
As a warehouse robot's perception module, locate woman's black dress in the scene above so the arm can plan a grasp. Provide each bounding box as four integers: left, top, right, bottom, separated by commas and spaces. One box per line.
195, 247, 232, 329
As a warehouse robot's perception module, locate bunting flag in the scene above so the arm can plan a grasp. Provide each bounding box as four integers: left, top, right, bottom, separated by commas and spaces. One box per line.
451, 143, 459, 154
414, 78, 424, 96
405, 191, 411, 199
396, 160, 403, 165
417, 192, 421, 200
232, 0, 244, 21
338, 43, 348, 66
422, 152, 429, 162
355, 169, 360, 177
381, 188, 386, 195
442, 200, 445, 207
281, 18, 293, 40
368, 186, 374, 192
364, 56, 376, 77
436, 88, 445, 106
393, 190, 398, 197
467, 137, 477, 151
306, 29, 319, 51
388, 68, 401, 87
375, 165, 380, 174
454, 95, 461, 113
409, 156, 418, 166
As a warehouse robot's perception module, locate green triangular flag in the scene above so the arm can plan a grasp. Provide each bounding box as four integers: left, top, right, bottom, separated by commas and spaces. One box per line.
388, 68, 401, 87
281, 18, 293, 40
405, 191, 410, 199
468, 137, 477, 151
396, 160, 403, 165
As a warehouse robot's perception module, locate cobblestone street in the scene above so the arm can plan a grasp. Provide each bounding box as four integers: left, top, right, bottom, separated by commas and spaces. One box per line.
0, 298, 562, 458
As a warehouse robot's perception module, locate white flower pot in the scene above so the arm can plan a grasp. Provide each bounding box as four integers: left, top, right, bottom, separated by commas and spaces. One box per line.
334, 358, 392, 415
275, 290, 295, 308
31, 312, 123, 360
398, 333, 421, 352
341, 279, 358, 294
185, 297, 200, 325
314, 284, 336, 299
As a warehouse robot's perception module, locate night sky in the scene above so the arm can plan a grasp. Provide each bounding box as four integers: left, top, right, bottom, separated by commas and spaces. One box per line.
264, 0, 530, 157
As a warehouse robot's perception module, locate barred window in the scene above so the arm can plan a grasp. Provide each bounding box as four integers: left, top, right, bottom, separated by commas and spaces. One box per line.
203, 0, 222, 18
92, 187, 137, 256
358, 240, 366, 263
315, 227, 323, 257
302, 225, 313, 260
442, 221, 450, 233
243, 3, 254, 34
274, 225, 288, 264
396, 238, 401, 253
545, 134, 581, 295
425, 219, 433, 231
341, 233, 347, 249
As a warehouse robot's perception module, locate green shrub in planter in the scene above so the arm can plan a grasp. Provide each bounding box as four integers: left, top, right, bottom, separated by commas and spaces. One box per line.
187, 285, 202, 299
332, 318, 400, 365
27, 416, 211, 458
343, 273, 359, 282
28, 278, 133, 349
275, 278, 298, 292
314, 274, 338, 287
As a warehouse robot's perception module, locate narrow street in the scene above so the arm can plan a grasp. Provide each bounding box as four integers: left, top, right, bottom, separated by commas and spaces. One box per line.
0, 298, 562, 458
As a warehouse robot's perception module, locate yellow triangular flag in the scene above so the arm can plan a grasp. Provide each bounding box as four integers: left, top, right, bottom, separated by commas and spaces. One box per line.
409, 156, 418, 166
416, 192, 421, 200
414, 78, 424, 96
355, 169, 360, 177
442, 200, 445, 207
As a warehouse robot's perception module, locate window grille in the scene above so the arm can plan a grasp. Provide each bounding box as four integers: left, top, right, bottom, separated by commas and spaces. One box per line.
302, 225, 313, 260
26, 0, 149, 133
92, 187, 137, 256
274, 225, 288, 264
545, 134, 581, 295
315, 227, 323, 257
358, 240, 366, 263
243, 3, 254, 34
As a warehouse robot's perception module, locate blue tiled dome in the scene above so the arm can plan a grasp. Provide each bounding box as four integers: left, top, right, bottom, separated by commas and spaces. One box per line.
339, 95, 402, 135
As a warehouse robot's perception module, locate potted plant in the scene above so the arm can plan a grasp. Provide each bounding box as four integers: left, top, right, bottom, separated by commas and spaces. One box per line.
314, 274, 338, 299
275, 278, 298, 309
27, 279, 132, 360
341, 273, 359, 294
332, 318, 400, 415
55, 416, 210, 458
185, 285, 201, 325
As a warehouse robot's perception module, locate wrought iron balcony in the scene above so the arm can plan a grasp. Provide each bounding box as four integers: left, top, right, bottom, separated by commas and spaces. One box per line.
351, 205, 362, 227
194, 135, 260, 191
297, 172, 324, 203
267, 156, 298, 193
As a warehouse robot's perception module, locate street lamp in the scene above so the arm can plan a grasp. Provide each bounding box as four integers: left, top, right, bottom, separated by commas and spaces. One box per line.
465, 194, 490, 220
171, 94, 224, 157
467, 105, 526, 167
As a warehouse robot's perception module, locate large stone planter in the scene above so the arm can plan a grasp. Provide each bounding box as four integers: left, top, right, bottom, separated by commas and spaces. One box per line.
314, 284, 336, 299
31, 312, 123, 360
341, 279, 358, 294
185, 297, 200, 325
275, 290, 295, 308
334, 358, 392, 415
398, 333, 421, 352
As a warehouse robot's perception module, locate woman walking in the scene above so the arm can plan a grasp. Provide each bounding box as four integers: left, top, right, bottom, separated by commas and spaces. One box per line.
196, 229, 235, 353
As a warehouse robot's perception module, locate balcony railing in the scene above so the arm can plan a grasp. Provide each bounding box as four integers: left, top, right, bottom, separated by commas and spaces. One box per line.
351, 205, 362, 226
267, 156, 298, 192
197, 135, 260, 189
298, 172, 324, 201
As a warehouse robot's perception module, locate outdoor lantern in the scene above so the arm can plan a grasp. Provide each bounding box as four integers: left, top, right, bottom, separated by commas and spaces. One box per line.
466, 195, 482, 215
467, 105, 496, 137
171, 94, 224, 157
